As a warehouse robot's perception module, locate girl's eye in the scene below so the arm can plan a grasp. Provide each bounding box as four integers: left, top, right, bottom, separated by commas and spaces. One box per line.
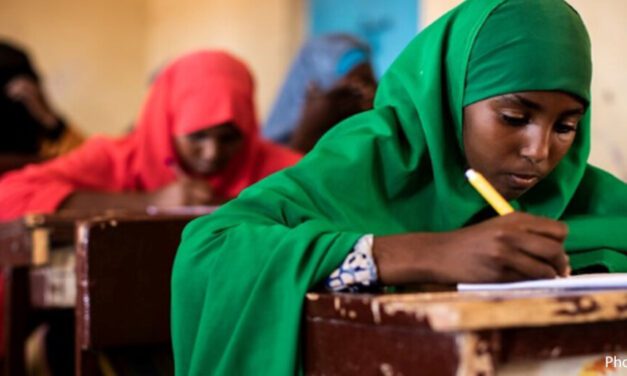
555, 123, 578, 134
187, 133, 209, 142
219, 133, 241, 143
187, 135, 201, 142
501, 113, 528, 126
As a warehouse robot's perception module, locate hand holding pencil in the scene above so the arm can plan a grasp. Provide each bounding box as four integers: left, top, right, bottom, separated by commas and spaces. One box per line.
368, 169, 572, 285
465, 169, 571, 277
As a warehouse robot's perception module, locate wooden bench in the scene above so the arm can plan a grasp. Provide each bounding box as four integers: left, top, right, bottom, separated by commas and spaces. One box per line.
304, 289, 627, 375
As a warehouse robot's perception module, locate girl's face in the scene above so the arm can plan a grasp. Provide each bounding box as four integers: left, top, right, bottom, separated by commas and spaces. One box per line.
174, 123, 243, 177
463, 91, 585, 200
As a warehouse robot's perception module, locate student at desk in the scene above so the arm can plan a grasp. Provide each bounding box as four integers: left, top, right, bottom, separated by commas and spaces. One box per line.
0, 40, 83, 159
171, 0, 627, 375
0, 50, 301, 221
263, 33, 377, 153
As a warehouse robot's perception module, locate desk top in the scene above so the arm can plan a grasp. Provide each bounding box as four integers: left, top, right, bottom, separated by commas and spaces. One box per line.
306, 288, 627, 331
306, 290, 627, 375
0, 209, 209, 267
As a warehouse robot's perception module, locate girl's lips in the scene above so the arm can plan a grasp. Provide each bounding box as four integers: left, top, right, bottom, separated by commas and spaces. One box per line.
508, 173, 539, 189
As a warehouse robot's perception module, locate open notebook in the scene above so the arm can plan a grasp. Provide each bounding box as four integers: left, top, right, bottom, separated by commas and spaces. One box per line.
458, 273, 627, 291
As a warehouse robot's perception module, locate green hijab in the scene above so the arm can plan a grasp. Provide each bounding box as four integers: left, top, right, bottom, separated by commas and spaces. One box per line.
172, 0, 627, 374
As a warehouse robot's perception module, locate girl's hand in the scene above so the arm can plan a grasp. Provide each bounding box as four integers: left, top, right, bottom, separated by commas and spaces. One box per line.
150, 177, 215, 207
150, 164, 216, 206
373, 212, 570, 285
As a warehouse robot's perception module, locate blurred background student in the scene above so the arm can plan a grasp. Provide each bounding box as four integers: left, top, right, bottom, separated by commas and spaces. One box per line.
0, 40, 83, 162
263, 33, 378, 153
0, 50, 301, 220
0, 49, 301, 376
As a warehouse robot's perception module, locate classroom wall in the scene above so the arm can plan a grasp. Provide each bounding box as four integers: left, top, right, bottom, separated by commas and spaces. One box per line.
0, 0, 305, 137
569, 0, 627, 181
421, 0, 627, 180
145, 0, 305, 129
2, 0, 626, 181
0, 0, 149, 136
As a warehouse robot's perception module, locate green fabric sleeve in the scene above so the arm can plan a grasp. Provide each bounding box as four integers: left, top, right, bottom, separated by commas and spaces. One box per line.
171, 1, 627, 375
171, 171, 364, 375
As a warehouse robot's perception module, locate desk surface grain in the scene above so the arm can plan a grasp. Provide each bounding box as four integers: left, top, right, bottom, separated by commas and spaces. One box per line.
305, 290, 627, 376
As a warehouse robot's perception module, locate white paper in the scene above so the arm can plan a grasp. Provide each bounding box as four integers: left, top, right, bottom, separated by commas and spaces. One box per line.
458, 273, 627, 292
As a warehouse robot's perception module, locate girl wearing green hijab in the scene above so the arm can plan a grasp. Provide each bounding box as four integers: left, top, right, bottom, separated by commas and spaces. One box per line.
171, 0, 627, 374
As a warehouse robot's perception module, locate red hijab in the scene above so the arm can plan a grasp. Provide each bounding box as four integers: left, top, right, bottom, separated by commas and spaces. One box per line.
0, 50, 301, 220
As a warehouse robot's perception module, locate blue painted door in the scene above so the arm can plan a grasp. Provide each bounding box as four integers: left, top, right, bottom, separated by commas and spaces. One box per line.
309, 0, 419, 77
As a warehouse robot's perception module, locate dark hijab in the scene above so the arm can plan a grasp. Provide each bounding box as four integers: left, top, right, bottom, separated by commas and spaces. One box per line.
0, 41, 62, 154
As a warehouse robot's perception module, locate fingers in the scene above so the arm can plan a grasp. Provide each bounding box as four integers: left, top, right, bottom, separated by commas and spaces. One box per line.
497, 245, 562, 280
494, 267, 530, 283
163, 158, 214, 205
504, 212, 569, 241
171, 168, 212, 203
477, 213, 570, 279
500, 230, 570, 277
186, 180, 214, 205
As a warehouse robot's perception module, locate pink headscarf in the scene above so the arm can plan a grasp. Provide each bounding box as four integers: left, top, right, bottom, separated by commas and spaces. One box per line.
0, 50, 301, 220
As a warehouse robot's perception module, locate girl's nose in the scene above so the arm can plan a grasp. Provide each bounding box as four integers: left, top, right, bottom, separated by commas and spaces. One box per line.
520, 125, 550, 164
199, 138, 218, 161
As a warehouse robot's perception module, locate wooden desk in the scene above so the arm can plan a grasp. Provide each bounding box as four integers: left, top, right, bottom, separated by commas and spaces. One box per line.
0, 213, 78, 376
0, 210, 205, 376
0, 213, 76, 267
74, 214, 193, 375
304, 290, 627, 375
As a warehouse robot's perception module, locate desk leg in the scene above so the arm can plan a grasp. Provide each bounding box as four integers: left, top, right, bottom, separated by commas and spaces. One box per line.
75, 349, 101, 376
3, 267, 32, 376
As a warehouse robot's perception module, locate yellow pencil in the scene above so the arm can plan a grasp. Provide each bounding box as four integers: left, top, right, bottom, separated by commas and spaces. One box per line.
465, 169, 514, 215
465, 169, 571, 276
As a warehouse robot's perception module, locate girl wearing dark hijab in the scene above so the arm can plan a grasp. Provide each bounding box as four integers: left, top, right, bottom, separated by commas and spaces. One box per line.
0, 40, 81, 157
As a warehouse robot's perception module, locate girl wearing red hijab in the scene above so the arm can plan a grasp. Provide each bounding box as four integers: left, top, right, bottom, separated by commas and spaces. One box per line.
0, 50, 301, 220
0, 50, 301, 369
